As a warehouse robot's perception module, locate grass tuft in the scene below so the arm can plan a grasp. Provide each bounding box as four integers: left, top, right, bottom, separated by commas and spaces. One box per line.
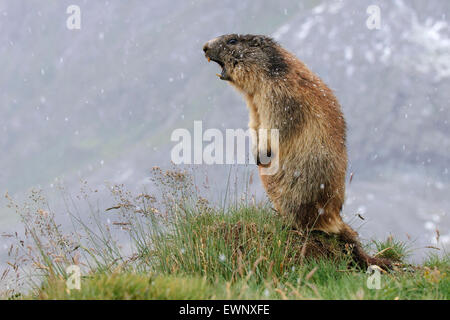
1, 167, 449, 300
372, 236, 410, 262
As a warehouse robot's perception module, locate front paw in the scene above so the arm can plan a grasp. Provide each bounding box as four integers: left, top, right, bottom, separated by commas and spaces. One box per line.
257, 148, 272, 166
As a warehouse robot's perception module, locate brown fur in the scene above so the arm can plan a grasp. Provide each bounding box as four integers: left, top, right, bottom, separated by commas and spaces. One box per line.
203, 34, 390, 269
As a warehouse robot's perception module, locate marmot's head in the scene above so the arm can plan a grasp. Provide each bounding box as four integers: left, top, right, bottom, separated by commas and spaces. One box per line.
203, 34, 288, 91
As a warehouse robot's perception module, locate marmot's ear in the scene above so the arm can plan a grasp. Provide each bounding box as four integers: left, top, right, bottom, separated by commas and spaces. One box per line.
249, 36, 264, 47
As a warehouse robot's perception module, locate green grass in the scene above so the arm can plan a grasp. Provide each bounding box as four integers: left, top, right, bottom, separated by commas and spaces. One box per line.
372, 236, 410, 262
32, 257, 449, 300
2, 168, 449, 300
21, 207, 450, 300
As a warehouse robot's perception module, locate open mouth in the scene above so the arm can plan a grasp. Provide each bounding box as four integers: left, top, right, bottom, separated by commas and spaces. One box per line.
206, 56, 230, 81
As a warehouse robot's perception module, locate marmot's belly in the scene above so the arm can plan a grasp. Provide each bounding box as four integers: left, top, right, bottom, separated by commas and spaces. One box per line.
260, 154, 338, 208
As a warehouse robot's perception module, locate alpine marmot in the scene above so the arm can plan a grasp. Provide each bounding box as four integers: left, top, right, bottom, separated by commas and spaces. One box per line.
203, 34, 390, 268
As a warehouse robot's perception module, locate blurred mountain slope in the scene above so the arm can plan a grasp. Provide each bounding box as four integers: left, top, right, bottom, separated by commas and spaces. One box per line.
0, 0, 448, 257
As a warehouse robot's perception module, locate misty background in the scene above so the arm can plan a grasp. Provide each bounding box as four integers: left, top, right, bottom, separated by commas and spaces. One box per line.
0, 0, 449, 267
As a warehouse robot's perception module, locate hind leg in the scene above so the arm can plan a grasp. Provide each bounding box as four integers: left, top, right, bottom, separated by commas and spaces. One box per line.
295, 199, 345, 234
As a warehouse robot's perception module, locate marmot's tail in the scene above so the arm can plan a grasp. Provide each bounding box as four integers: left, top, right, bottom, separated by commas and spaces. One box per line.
293, 202, 392, 269
339, 224, 392, 270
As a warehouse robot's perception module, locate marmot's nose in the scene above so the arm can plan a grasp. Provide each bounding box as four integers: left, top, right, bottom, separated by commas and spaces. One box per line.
203, 38, 219, 53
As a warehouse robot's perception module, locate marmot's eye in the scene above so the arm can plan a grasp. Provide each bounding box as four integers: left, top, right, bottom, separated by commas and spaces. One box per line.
227, 39, 238, 45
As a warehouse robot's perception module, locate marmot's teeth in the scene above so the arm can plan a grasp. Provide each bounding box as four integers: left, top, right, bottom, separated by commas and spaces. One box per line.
207, 57, 211, 62
216, 73, 221, 78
